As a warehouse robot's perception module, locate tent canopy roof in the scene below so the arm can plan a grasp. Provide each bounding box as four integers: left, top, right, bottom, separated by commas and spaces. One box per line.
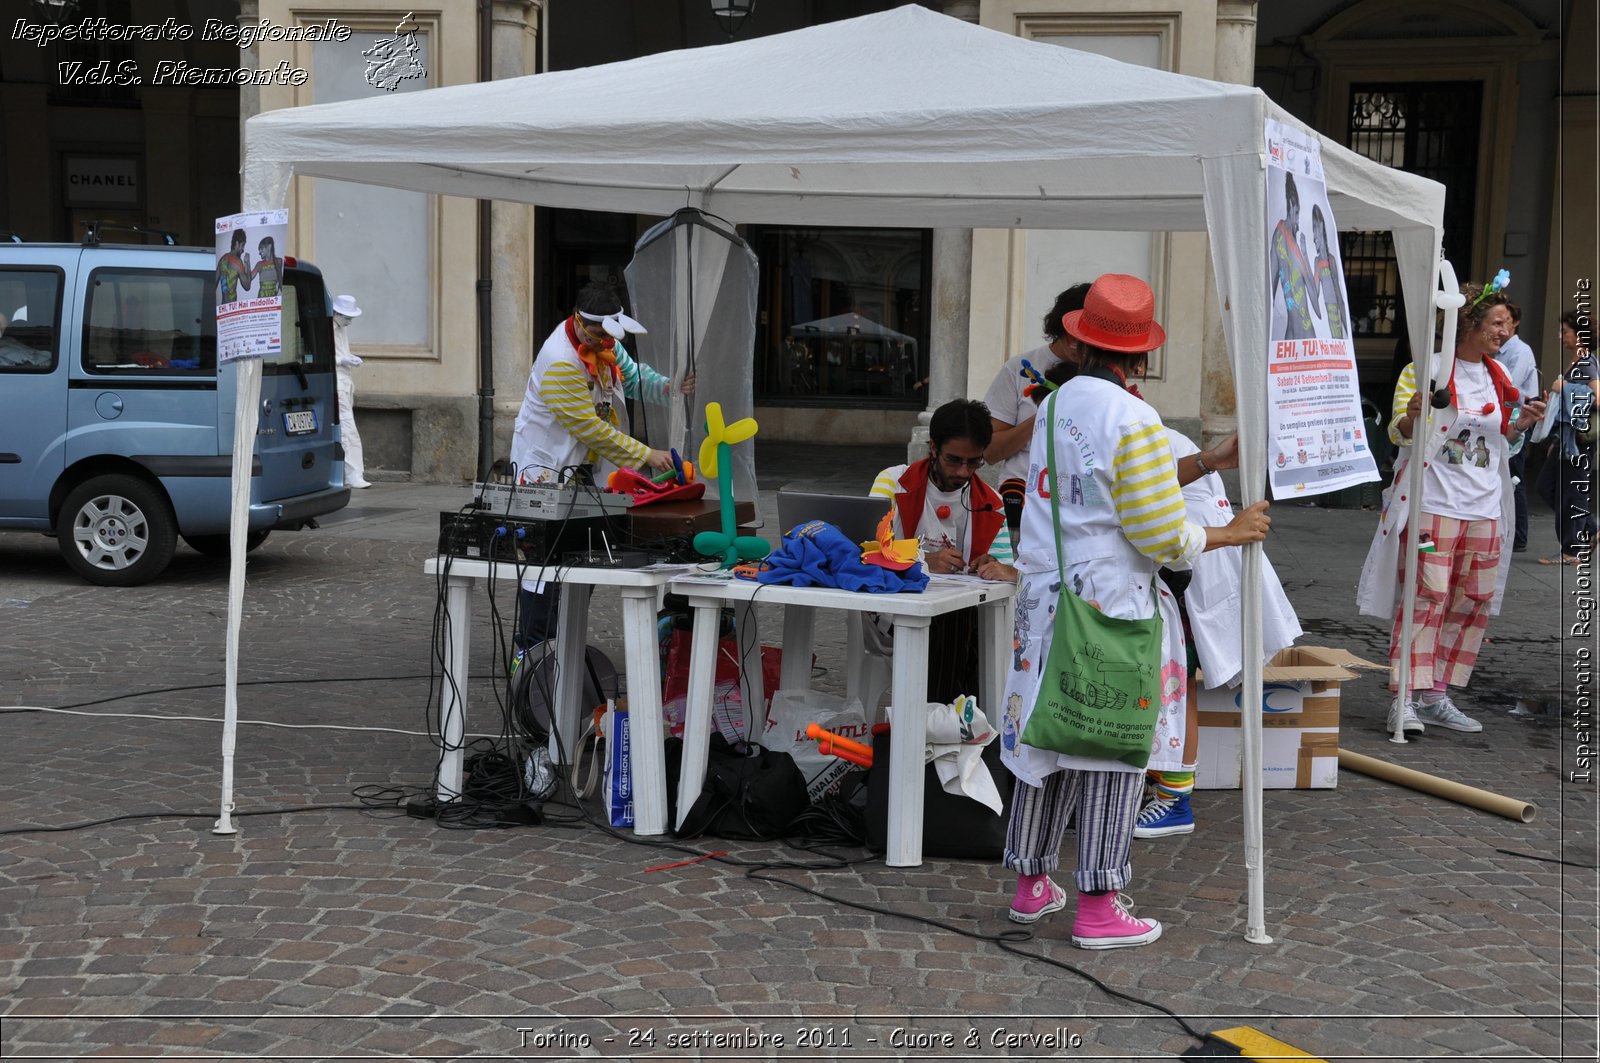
244, 4, 1441, 234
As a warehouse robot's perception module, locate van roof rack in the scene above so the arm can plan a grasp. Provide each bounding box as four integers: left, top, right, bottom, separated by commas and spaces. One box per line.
81, 221, 178, 247
0, 231, 23, 243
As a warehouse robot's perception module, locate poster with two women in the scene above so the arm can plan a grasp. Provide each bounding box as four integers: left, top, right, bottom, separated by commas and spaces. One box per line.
1264, 119, 1380, 499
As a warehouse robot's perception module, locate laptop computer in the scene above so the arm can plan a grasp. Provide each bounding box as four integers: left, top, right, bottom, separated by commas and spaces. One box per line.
776, 489, 889, 543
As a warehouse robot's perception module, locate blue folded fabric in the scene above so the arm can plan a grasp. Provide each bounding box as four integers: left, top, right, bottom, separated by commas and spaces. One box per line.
750, 519, 927, 593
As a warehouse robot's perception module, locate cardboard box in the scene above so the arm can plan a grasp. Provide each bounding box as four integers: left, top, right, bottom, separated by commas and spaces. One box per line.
1194, 647, 1381, 790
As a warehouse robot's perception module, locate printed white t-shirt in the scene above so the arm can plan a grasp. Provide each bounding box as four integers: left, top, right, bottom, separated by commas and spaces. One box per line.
869, 465, 968, 557
910, 480, 969, 558
981, 343, 1061, 484
1422, 359, 1505, 522
869, 464, 1016, 564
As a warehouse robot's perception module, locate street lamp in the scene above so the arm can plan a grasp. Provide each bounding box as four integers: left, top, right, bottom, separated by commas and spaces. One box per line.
710, 0, 755, 39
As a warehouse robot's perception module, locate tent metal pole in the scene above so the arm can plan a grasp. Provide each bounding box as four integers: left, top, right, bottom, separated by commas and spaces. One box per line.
473, 0, 495, 481
1240, 539, 1269, 943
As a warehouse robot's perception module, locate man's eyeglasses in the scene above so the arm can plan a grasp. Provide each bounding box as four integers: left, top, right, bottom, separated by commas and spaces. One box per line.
937, 451, 985, 470
576, 317, 613, 343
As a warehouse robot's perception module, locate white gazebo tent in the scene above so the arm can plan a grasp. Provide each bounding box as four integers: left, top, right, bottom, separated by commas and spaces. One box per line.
230, 4, 1447, 942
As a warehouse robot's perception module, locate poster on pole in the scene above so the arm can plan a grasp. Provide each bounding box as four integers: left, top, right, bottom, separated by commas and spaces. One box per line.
215, 210, 289, 364
1263, 120, 1379, 498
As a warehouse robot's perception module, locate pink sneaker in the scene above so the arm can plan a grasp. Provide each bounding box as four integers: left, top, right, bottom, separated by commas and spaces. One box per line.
1008, 874, 1066, 924
1070, 891, 1162, 949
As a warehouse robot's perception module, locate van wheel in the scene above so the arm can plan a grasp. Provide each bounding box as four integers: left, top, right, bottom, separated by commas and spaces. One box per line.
56, 475, 178, 586
183, 530, 271, 558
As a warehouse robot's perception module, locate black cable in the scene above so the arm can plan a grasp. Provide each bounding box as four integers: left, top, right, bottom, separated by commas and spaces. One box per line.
0, 673, 510, 715
608, 562, 1202, 1044
6, 646, 1205, 1048
1496, 848, 1597, 870
741, 861, 1207, 1046
0, 803, 368, 837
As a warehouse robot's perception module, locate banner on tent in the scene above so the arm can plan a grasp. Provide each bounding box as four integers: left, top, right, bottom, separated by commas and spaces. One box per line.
1263, 120, 1379, 499
215, 209, 288, 364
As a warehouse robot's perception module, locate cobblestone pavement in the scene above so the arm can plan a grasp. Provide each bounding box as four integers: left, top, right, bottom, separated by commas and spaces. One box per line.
0, 446, 1595, 1061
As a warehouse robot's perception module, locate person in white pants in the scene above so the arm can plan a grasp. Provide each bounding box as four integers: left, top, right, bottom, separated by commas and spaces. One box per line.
332, 294, 371, 489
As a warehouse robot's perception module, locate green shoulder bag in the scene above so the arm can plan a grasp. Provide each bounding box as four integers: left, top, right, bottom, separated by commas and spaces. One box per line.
1018, 391, 1164, 769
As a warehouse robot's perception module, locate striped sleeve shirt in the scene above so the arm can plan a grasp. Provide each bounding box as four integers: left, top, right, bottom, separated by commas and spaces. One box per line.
869, 466, 902, 501
538, 361, 651, 469
617, 345, 672, 405
1110, 422, 1205, 565
1389, 362, 1418, 448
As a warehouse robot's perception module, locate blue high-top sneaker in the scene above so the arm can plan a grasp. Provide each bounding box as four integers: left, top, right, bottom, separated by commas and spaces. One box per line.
1131, 792, 1194, 838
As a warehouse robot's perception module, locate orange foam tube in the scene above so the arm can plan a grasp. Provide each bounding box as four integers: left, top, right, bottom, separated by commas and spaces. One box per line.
819, 741, 872, 769
805, 723, 871, 759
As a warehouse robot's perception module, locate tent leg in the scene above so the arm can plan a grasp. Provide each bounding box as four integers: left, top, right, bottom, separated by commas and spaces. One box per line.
216, 357, 260, 837
212, 754, 237, 835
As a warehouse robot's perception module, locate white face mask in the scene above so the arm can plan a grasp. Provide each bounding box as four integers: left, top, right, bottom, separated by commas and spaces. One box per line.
334, 313, 352, 327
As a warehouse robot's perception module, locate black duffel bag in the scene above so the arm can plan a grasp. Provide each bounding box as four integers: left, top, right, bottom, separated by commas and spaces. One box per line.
864, 733, 1013, 860
664, 734, 809, 841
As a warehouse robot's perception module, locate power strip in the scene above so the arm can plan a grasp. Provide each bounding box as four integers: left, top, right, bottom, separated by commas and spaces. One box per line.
565, 549, 652, 569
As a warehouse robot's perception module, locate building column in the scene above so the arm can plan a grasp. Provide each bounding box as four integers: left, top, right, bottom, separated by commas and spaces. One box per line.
490, 1, 539, 465
237, 0, 260, 166
909, 0, 980, 462
2, 85, 50, 237
1198, 0, 1259, 446
143, 90, 195, 238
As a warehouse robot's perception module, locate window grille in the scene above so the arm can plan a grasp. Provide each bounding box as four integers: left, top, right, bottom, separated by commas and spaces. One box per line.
1341, 81, 1483, 341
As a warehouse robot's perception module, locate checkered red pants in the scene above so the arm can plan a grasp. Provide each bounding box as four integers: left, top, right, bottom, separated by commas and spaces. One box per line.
1389, 513, 1500, 691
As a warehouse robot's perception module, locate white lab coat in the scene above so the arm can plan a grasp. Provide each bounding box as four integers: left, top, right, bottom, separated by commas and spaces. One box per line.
1165, 430, 1302, 688
333, 320, 367, 488
1001, 381, 1194, 783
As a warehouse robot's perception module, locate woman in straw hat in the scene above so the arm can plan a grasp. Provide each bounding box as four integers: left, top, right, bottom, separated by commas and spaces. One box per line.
1000, 273, 1272, 949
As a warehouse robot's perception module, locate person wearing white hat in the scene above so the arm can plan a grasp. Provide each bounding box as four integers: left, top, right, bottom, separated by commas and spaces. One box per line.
332, 294, 371, 489
510, 281, 691, 649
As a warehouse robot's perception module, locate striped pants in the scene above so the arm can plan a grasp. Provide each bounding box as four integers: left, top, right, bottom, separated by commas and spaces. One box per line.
1389, 513, 1499, 692
1003, 769, 1144, 893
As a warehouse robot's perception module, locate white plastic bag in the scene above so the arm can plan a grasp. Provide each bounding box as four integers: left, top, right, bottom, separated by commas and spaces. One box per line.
763, 689, 867, 803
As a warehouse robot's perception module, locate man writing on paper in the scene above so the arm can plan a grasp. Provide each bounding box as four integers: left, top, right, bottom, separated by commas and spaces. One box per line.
862, 399, 1015, 704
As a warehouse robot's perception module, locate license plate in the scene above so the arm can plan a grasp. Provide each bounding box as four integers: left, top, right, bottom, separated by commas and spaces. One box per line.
283, 410, 317, 435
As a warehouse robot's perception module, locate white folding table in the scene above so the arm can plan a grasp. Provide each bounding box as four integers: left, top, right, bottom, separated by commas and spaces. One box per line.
667, 572, 1017, 866
421, 557, 683, 836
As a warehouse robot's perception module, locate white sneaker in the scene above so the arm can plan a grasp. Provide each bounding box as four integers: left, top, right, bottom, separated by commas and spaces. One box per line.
1417, 695, 1482, 733
1387, 696, 1424, 734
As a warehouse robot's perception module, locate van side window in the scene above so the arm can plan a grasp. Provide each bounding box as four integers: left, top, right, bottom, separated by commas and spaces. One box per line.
0, 268, 63, 372
84, 268, 215, 374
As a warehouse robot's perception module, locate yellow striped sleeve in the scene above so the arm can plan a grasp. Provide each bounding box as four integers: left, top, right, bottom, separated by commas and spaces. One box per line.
1389, 362, 1417, 447
540, 362, 650, 469
870, 467, 902, 499
1112, 422, 1199, 564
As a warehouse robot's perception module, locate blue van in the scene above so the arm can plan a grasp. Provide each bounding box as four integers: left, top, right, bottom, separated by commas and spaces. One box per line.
0, 233, 350, 585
